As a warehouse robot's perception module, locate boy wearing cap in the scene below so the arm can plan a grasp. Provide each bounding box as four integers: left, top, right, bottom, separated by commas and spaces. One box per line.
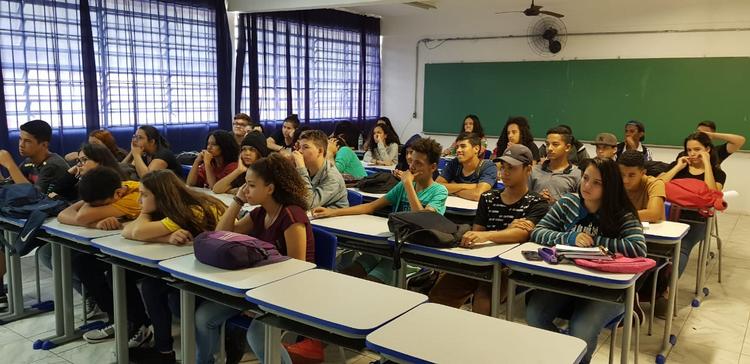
429, 145, 549, 315
592, 133, 618, 160
616, 120, 652, 161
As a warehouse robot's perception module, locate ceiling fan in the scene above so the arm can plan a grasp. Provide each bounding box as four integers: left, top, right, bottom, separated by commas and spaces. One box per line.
496, 0, 564, 18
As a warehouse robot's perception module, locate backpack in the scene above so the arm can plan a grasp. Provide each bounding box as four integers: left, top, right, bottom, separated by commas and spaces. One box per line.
193, 231, 289, 270
356, 172, 398, 194
177, 151, 199, 166
0, 183, 40, 209
0, 184, 69, 256
666, 178, 727, 217
388, 211, 471, 269
574, 254, 656, 274
644, 161, 671, 177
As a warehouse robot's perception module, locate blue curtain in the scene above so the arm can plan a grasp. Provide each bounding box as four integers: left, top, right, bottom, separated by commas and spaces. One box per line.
236, 9, 381, 136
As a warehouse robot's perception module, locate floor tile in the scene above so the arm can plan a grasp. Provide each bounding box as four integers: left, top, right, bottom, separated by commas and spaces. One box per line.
0, 338, 56, 363
56, 340, 115, 364
667, 340, 740, 364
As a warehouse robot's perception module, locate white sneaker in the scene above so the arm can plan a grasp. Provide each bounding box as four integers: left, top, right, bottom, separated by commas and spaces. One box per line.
128, 325, 154, 348
83, 324, 115, 343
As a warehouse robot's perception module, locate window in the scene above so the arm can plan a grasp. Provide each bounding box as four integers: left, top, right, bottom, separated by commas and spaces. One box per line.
90, 0, 218, 127
0, 0, 87, 130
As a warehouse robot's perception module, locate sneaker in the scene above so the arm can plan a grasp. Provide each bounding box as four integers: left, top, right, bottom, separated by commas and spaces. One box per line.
84, 298, 104, 320
0, 294, 8, 310
128, 325, 154, 349
128, 347, 176, 364
83, 324, 115, 343
283, 338, 325, 364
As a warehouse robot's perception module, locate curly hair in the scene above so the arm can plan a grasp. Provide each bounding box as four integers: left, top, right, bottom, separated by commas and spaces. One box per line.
409, 137, 442, 164
248, 153, 309, 210
496, 116, 535, 154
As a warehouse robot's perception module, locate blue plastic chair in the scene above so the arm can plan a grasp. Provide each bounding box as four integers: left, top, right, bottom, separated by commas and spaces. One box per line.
664, 201, 672, 220
181, 164, 192, 177
347, 189, 363, 207
483, 149, 492, 159
313, 226, 338, 271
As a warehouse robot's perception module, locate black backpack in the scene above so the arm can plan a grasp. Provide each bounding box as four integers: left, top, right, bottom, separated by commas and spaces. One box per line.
356, 172, 398, 194
0, 184, 68, 256
388, 211, 471, 269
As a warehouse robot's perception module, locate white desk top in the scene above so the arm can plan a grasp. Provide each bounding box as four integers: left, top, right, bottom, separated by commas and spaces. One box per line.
498, 242, 640, 288
43, 219, 122, 245
366, 303, 586, 364
361, 160, 396, 171
91, 235, 193, 267
402, 241, 518, 264
159, 254, 315, 296
246, 269, 426, 338
348, 188, 478, 213
643, 221, 690, 243
311, 214, 392, 243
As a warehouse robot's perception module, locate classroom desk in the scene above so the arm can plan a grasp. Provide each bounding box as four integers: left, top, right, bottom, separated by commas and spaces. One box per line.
348, 187, 478, 216
32, 221, 122, 349
361, 160, 397, 173
91, 235, 193, 364
395, 241, 517, 318
366, 303, 587, 364
245, 269, 426, 364
158, 254, 315, 364
642, 221, 690, 360
499, 243, 642, 364
311, 214, 394, 260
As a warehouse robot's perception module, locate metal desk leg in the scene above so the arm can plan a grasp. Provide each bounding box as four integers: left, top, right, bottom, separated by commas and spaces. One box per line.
180, 290, 196, 364
490, 264, 500, 318
395, 259, 406, 288
112, 264, 129, 364
60, 246, 75, 336
265, 322, 282, 364
657, 239, 682, 361
620, 284, 635, 364
693, 216, 713, 305
505, 279, 516, 321
0, 231, 46, 323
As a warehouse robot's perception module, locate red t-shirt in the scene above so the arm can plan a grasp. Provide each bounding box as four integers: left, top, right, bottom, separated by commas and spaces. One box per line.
247, 205, 315, 263
196, 161, 238, 187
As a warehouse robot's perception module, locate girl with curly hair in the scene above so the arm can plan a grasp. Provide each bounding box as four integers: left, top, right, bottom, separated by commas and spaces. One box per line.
193, 153, 315, 364
492, 116, 540, 162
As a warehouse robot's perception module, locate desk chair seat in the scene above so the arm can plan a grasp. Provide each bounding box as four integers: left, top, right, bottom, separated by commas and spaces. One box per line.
346, 190, 363, 207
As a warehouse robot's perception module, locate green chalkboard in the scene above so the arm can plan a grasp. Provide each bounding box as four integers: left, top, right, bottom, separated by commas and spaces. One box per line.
423, 58, 750, 149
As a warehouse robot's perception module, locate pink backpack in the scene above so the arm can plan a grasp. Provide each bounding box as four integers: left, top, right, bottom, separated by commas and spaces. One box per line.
574, 254, 656, 274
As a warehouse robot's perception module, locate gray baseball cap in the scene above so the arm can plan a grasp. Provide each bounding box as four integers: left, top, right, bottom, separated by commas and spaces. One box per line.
592, 133, 618, 147
496, 144, 533, 166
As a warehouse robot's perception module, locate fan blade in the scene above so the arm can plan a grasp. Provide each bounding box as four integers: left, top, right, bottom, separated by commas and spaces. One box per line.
539, 10, 564, 18
495, 10, 523, 14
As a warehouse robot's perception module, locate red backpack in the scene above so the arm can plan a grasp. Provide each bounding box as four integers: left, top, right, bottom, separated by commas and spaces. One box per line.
665, 179, 726, 217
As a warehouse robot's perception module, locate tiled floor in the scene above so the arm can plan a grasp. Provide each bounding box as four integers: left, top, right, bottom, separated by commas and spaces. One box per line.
1, 213, 749, 364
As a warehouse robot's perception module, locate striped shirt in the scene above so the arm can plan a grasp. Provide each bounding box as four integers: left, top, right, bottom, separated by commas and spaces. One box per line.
530, 193, 646, 258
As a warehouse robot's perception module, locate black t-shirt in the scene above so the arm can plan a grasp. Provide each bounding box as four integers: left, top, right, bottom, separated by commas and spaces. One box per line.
19, 153, 70, 194
668, 161, 727, 186
716, 143, 731, 164
272, 130, 293, 149
148, 148, 182, 178
474, 189, 549, 230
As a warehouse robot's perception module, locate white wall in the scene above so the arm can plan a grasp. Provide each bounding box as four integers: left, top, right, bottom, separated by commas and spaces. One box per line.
376, 0, 750, 214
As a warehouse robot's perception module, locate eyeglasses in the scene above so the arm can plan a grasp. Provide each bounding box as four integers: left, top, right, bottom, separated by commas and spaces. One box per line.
75, 156, 89, 165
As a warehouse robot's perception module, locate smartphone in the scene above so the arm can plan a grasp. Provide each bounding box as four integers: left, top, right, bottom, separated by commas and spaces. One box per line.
522, 250, 542, 261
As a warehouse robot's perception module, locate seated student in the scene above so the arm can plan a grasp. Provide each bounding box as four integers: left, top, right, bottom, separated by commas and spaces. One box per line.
442, 115, 488, 157
62, 167, 151, 347
616, 120, 652, 161
694, 120, 746, 164
592, 133, 618, 160
437, 132, 497, 201
187, 130, 239, 189
429, 145, 548, 315
540, 124, 590, 165
331, 120, 362, 151
362, 123, 400, 166
393, 134, 439, 180
529, 127, 582, 204
491, 116, 541, 162
65, 129, 128, 163
231, 113, 253, 146
363, 116, 401, 151
327, 135, 367, 179
213, 131, 269, 194
123, 125, 182, 179
618, 150, 666, 222
123, 170, 226, 363
526, 157, 646, 364
267, 114, 300, 152
0, 119, 69, 308
314, 138, 447, 284
292, 130, 348, 209
194, 154, 315, 364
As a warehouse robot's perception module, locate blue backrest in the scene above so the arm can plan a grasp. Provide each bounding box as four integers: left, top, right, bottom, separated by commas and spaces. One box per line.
312, 226, 338, 270
347, 189, 363, 206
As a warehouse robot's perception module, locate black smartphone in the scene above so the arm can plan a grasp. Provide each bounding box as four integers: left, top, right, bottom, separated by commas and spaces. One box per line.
522, 250, 542, 261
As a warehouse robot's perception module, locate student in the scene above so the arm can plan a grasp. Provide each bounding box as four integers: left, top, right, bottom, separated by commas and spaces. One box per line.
695, 120, 746, 164
62, 167, 152, 347
362, 123, 400, 166
123, 170, 226, 363
618, 150, 666, 222
267, 114, 300, 152
442, 115, 488, 157
616, 120, 652, 161
331, 120, 362, 151
123, 125, 182, 178
291, 130, 348, 209
429, 145, 548, 315
187, 130, 239, 189
213, 131, 268, 194
327, 135, 367, 179
231, 113, 253, 145
437, 133, 497, 201
314, 138, 447, 284
65, 129, 128, 162
363, 116, 401, 151
540, 125, 590, 165
529, 127, 582, 204
592, 133, 618, 160
492, 116, 541, 162
193, 154, 315, 364
526, 157, 646, 364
